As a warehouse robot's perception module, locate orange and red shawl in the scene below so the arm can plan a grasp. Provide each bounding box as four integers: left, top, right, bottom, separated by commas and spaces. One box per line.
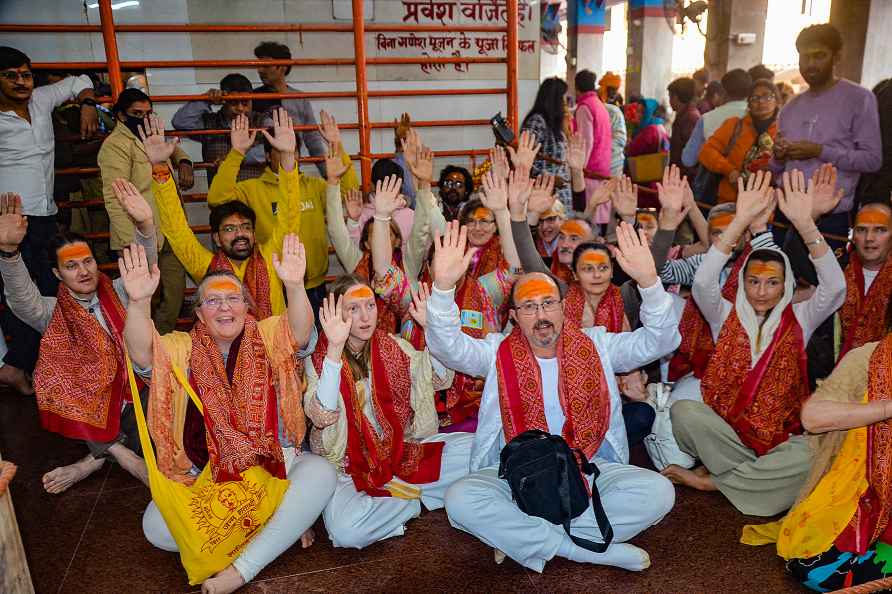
839, 251, 892, 360
188, 319, 285, 483
353, 251, 400, 334
668, 246, 750, 381
207, 248, 272, 320
496, 325, 611, 460
550, 255, 574, 284
467, 236, 506, 280
834, 334, 892, 554
563, 283, 626, 332
34, 274, 130, 442
311, 330, 444, 497
701, 305, 809, 456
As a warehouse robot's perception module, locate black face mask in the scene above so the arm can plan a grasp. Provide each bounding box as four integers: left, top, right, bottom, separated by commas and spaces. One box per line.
121, 114, 145, 138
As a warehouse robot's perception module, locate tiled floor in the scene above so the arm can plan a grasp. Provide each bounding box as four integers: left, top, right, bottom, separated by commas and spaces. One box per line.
1, 389, 807, 593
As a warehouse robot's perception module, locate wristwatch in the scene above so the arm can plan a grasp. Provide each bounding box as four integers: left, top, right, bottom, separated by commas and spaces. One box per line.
0, 247, 20, 259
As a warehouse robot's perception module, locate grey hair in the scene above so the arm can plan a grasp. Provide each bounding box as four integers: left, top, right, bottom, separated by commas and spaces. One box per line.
194, 271, 255, 312
707, 202, 736, 221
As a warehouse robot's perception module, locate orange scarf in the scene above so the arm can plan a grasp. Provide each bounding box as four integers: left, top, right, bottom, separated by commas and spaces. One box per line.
311, 330, 444, 496
550, 255, 574, 284
495, 325, 610, 460
701, 305, 809, 456
207, 248, 272, 320
468, 236, 505, 280
839, 252, 892, 360
188, 320, 285, 482
34, 275, 130, 442
668, 246, 750, 381
563, 283, 625, 332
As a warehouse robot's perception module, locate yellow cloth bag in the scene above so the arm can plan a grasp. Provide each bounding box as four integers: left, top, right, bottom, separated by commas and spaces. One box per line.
126, 354, 289, 585
627, 152, 668, 184
741, 423, 869, 561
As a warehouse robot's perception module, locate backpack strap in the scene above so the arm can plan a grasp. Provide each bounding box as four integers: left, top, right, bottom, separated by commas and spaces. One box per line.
559, 449, 613, 553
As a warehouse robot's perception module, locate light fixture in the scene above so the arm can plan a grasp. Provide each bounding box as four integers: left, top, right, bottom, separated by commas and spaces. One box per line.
86, 1, 140, 9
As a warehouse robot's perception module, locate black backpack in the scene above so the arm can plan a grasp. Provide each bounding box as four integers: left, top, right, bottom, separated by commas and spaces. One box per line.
498, 429, 613, 553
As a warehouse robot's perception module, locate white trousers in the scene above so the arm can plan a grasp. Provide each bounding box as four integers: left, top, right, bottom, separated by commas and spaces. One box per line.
445, 460, 676, 572
142, 450, 337, 583
323, 431, 473, 549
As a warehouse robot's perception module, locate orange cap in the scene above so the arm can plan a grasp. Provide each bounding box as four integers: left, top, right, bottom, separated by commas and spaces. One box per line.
56, 242, 92, 264
514, 277, 559, 303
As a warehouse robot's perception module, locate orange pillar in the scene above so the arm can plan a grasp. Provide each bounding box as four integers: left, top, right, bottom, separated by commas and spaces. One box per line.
98, 0, 124, 99
352, 0, 372, 190
506, 0, 519, 134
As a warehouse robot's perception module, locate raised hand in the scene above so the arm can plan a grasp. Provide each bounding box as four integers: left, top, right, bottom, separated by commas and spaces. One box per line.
395, 112, 411, 144
230, 113, 257, 155
261, 107, 297, 154
324, 141, 349, 183
507, 169, 533, 216
613, 222, 658, 288
480, 170, 509, 213
118, 242, 160, 303
809, 163, 843, 220
489, 145, 510, 183
612, 175, 638, 220
138, 114, 179, 166
271, 234, 307, 287
588, 178, 616, 209
506, 130, 540, 177
0, 193, 28, 251
432, 220, 477, 291
320, 294, 352, 351
735, 170, 773, 225
403, 129, 433, 185
656, 166, 689, 230
527, 174, 556, 216
408, 282, 431, 329
567, 131, 587, 172
344, 189, 363, 222
778, 169, 815, 228
373, 174, 406, 217
111, 179, 153, 231
318, 110, 341, 145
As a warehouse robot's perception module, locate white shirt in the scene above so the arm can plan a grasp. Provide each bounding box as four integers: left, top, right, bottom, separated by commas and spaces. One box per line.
864, 267, 879, 293
702, 99, 748, 139
425, 282, 681, 472
536, 357, 565, 434
0, 75, 93, 216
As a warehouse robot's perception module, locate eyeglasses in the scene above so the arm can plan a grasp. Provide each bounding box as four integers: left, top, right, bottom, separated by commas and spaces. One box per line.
220, 223, 254, 234
515, 299, 562, 317
466, 219, 495, 228
199, 295, 246, 309
749, 94, 776, 104
0, 71, 33, 82
442, 180, 465, 189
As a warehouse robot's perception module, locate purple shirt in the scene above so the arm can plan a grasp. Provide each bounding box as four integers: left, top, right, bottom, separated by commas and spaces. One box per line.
771, 79, 882, 213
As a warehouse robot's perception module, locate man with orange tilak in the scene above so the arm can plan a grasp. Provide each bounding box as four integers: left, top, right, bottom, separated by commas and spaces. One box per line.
302, 274, 473, 550
664, 170, 846, 516
0, 181, 156, 493
427, 220, 680, 573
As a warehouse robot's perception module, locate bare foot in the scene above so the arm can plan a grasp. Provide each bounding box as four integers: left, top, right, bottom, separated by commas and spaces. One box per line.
661, 465, 717, 491
108, 443, 148, 486
300, 527, 315, 549
42, 455, 105, 494
201, 565, 245, 594
0, 364, 34, 396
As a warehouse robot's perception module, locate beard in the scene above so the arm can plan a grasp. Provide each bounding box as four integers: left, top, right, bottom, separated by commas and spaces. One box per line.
529, 320, 559, 348
442, 189, 463, 207
223, 236, 253, 260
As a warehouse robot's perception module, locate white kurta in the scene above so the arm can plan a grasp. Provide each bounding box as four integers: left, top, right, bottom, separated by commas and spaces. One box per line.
424, 281, 681, 571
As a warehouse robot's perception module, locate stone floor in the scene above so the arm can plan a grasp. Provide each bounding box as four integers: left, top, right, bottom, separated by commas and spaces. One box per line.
0, 388, 808, 594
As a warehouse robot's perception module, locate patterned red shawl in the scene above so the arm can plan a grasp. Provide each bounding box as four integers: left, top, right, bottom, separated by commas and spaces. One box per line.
34, 275, 130, 442
839, 251, 892, 360
188, 319, 285, 482
207, 248, 272, 320
495, 325, 610, 460
563, 283, 625, 332
701, 305, 809, 456
467, 235, 505, 280
550, 256, 574, 284
311, 330, 444, 496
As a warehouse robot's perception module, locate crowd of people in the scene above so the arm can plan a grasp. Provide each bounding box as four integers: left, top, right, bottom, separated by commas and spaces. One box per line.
1, 20, 892, 593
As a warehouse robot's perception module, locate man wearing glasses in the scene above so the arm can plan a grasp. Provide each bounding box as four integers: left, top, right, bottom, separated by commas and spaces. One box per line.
425, 221, 680, 573
0, 46, 99, 393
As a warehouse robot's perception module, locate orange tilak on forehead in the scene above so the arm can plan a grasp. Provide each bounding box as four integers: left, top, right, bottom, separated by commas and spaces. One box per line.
56, 243, 92, 264
637, 213, 657, 225
580, 250, 609, 266
206, 279, 240, 294
345, 285, 374, 300
560, 220, 589, 237
515, 278, 559, 303
855, 207, 892, 227
748, 261, 784, 278
471, 207, 493, 221
708, 213, 734, 231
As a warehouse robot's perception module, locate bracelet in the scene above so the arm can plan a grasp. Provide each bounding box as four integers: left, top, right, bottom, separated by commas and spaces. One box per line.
0, 247, 20, 259
80, 98, 97, 107
806, 236, 824, 247
373, 214, 392, 222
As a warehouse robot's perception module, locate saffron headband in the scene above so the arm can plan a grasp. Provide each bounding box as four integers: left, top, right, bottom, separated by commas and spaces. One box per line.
206, 279, 241, 294
514, 278, 559, 303
471, 207, 494, 221
560, 220, 589, 237
708, 213, 735, 230
580, 250, 609, 266
56, 243, 92, 264
747, 261, 784, 278
855, 208, 891, 227
636, 213, 657, 225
